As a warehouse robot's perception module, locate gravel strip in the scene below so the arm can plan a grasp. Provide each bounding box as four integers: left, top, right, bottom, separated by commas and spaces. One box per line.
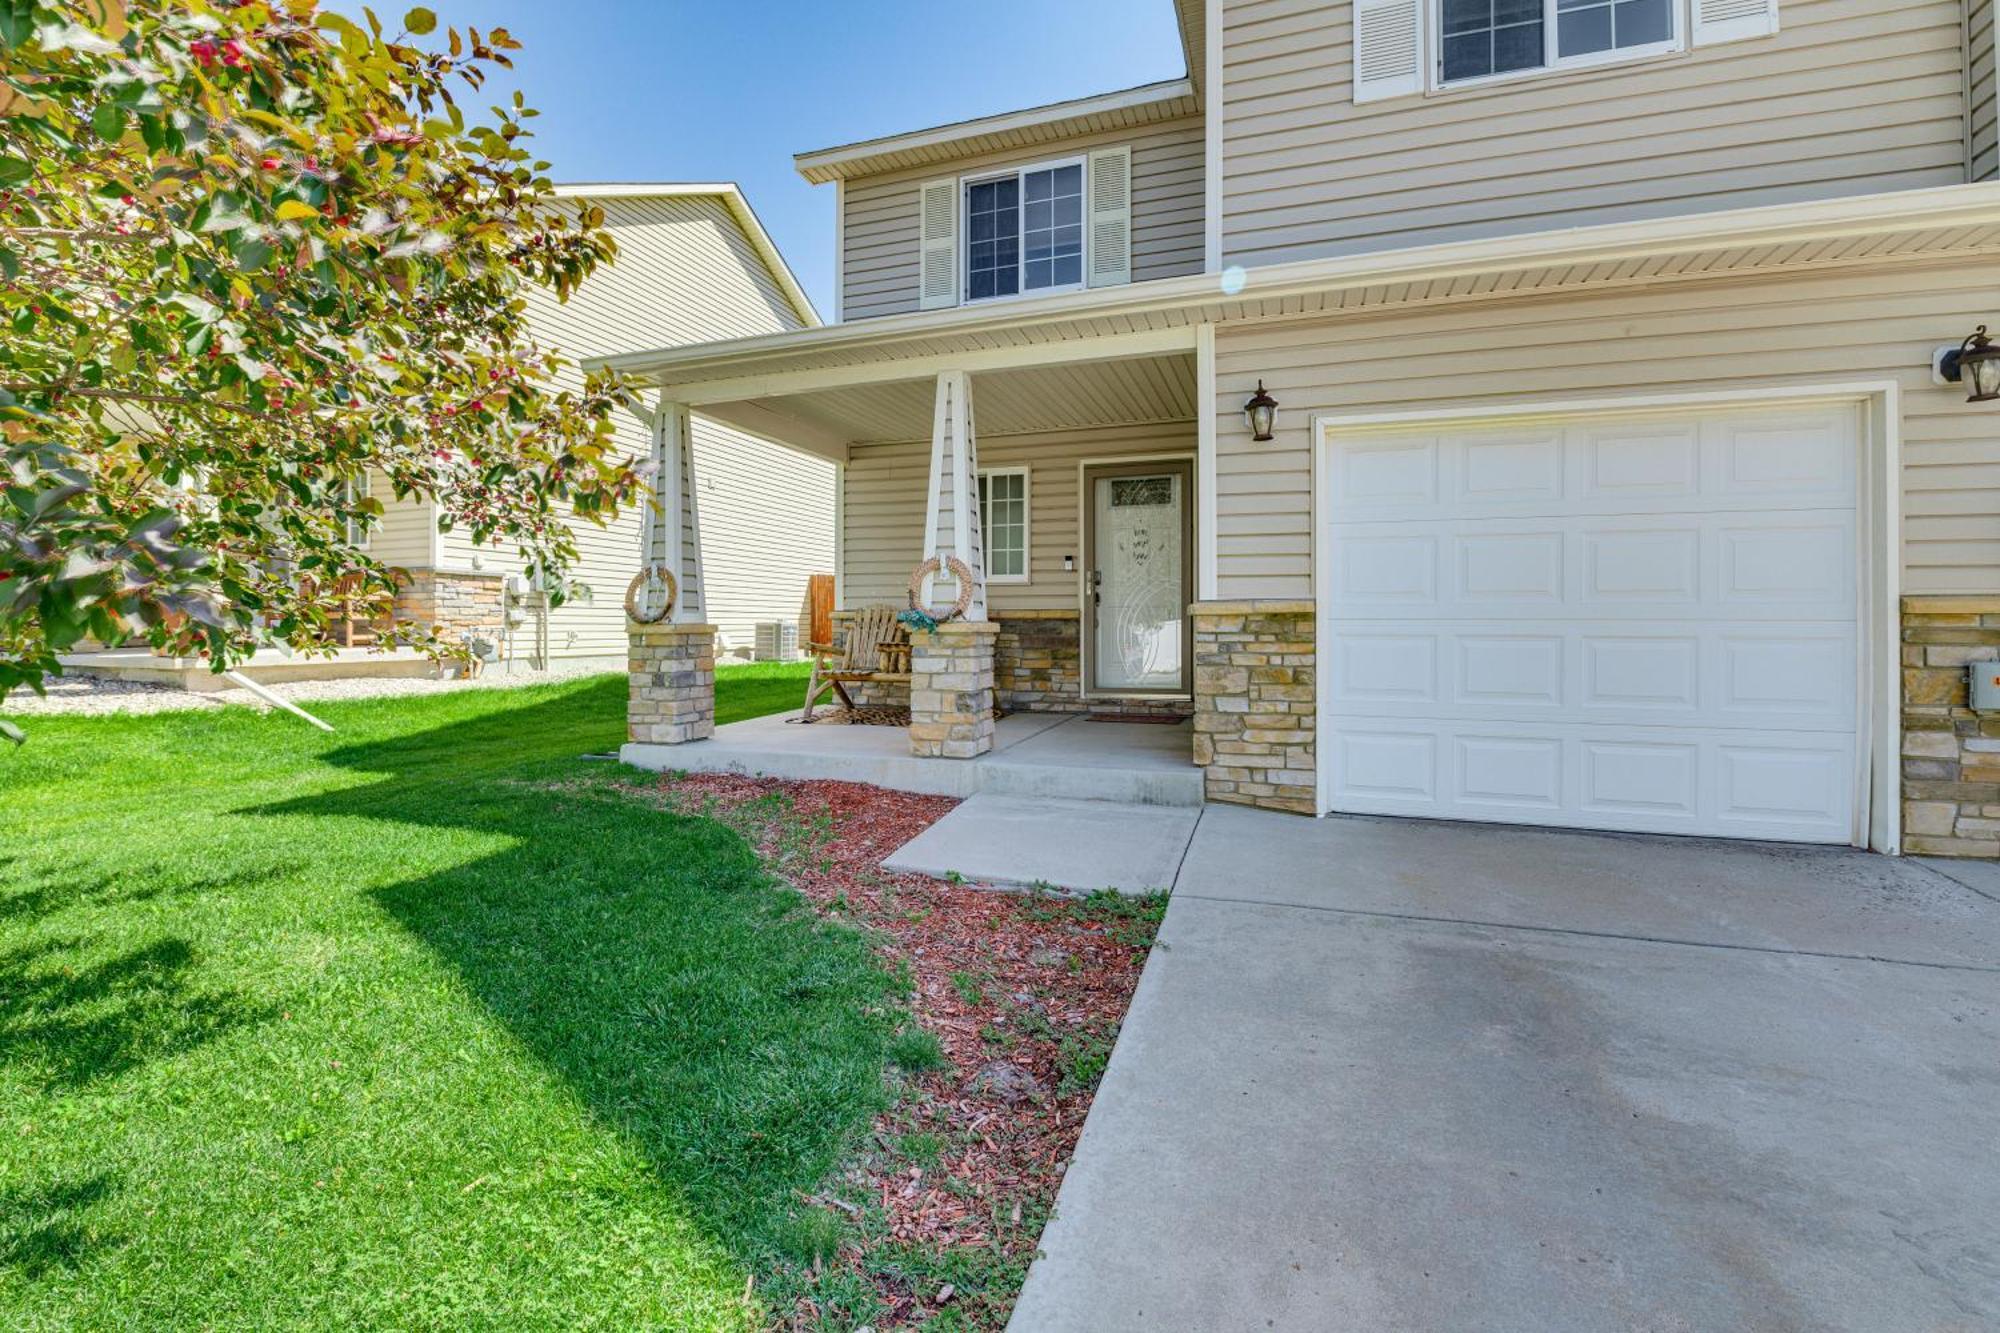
3, 662, 623, 717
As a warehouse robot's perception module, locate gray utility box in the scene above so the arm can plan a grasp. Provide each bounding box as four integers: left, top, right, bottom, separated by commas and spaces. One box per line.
1972, 661, 2000, 711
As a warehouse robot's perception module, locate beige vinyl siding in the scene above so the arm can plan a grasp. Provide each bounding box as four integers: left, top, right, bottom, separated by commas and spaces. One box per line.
436, 193, 831, 659
1975, 0, 1997, 180
841, 421, 1195, 611
367, 478, 433, 569
841, 118, 1206, 321
1220, 0, 1972, 267
1209, 258, 2000, 599
695, 422, 838, 650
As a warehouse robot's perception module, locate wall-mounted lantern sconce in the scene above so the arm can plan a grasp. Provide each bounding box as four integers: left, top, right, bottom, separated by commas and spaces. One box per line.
1244, 380, 1279, 441
1934, 326, 2000, 403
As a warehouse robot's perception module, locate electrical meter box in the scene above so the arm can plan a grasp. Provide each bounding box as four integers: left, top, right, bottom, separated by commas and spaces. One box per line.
1972, 662, 2000, 711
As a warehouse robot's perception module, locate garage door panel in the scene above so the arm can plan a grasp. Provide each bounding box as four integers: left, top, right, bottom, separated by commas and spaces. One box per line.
1328, 511, 1855, 622
1328, 622, 1855, 731
1331, 720, 1856, 843
1323, 401, 1862, 844
1578, 420, 1703, 500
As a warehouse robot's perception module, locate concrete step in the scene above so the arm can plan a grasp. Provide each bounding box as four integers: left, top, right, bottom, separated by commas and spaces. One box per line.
883, 792, 1200, 895
977, 756, 1205, 807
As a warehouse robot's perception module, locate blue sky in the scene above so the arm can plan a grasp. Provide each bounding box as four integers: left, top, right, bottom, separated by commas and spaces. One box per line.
421, 1, 1189, 318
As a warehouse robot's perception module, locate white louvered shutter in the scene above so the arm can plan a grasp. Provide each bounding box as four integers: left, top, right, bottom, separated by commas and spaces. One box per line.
1086, 146, 1133, 289
1353, 0, 1425, 103
1691, 0, 1779, 46
918, 177, 959, 310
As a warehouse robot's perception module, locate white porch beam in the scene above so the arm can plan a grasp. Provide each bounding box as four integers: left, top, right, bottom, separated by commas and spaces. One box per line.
661, 325, 1199, 408
919, 371, 985, 622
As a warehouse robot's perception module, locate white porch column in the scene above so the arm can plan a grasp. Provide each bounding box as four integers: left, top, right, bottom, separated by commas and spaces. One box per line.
910, 371, 998, 759
639, 397, 706, 624
628, 395, 714, 748
918, 370, 986, 620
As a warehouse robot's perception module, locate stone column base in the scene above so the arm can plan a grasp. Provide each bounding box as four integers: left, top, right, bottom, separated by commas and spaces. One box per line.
1191, 600, 1317, 815
628, 622, 716, 745
909, 621, 1000, 759
1902, 595, 2000, 857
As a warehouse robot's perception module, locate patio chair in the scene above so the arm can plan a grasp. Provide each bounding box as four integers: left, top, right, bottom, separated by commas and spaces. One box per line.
801, 604, 910, 722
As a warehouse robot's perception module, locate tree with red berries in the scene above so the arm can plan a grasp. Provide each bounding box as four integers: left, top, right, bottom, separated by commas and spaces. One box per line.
0, 0, 640, 732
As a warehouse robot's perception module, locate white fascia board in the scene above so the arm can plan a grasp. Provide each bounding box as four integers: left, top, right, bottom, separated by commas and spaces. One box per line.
553, 181, 821, 330
591, 180, 2000, 383
793, 78, 1197, 184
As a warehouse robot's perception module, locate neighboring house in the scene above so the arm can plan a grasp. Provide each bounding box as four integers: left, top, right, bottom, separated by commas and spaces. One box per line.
610, 1, 2000, 860
377, 183, 832, 666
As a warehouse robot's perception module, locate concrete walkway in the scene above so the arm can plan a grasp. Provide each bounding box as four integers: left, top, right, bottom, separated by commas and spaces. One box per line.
1010, 807, 2000, 1331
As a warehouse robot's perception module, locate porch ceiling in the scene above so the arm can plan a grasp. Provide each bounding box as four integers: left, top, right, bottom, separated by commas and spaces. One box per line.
699, 351, 1197, 452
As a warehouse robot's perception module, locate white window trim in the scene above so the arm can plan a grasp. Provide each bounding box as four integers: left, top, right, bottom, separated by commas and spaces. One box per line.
1431, 0, 1684, 93
958, 155, 1088, 307
978, 466, 1032, 584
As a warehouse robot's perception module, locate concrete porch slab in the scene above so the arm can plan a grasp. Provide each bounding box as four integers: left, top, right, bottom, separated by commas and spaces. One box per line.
621, 712, 1204, 807
883, 793, 1198, 894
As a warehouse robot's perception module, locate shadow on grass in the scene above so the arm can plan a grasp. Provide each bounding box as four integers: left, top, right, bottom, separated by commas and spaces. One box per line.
0, 933, 275, 1092
0, 1172, 123, 1280
252, 676, 898, 1267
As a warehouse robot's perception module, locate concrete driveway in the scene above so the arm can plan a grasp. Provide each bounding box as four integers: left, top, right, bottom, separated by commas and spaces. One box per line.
1010, 807, 2000, 1332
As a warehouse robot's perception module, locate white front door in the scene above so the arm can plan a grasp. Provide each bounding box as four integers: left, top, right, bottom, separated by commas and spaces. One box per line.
1321, 402, 1863, 844
1087, 462, 1192, 694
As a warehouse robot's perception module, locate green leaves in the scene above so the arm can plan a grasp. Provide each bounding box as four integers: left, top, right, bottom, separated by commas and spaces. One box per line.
0, 0, 637, 698
91, 101, 124, 142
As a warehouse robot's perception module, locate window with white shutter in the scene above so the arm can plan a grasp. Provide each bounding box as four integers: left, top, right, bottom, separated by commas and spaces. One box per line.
1365, 0, 1774, 100
950, 155, 1093, 304
1689, 0, 1778, 47
1086, 146, 1132, 289
918, 177, 959, 310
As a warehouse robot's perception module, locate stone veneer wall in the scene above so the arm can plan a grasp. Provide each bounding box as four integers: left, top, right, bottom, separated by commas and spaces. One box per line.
393, 570, 506, 647
1191, 601, 1316, 815
628, 622, 716, 745
1902, 595, 2000, 857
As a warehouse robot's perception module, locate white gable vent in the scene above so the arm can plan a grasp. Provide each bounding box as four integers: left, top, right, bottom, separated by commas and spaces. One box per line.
1353, 0, 1425, 104
1693, 0, 1779, 46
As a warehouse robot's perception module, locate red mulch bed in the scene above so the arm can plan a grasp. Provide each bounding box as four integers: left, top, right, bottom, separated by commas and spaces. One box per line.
638, 771, 1162, 1329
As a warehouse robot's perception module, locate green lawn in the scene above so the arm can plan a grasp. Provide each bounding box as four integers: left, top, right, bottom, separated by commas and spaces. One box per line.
0, 664, 915, 1330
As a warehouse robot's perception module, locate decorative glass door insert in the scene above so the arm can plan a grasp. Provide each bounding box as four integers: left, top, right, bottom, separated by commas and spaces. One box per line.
1087, 464, 1190, 693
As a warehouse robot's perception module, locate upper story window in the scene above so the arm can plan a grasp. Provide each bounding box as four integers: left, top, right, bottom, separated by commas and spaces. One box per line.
1352, 0, 1778, 106
1439, 0, 1677, 85
966, 161, 1084, 302
917, 147, 1130, 312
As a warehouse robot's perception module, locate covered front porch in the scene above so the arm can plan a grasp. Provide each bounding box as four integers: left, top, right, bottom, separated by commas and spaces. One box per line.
606, 320, 1212, 798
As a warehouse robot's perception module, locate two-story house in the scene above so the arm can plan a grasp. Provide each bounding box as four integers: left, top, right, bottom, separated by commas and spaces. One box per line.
612, 0, 2000, 860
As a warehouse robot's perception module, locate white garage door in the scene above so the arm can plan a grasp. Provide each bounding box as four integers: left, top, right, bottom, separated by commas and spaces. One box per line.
1322, 401, 1862, 844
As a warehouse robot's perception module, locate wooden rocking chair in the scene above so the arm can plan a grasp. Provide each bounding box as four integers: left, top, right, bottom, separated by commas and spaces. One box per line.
801, 604, 910, 722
